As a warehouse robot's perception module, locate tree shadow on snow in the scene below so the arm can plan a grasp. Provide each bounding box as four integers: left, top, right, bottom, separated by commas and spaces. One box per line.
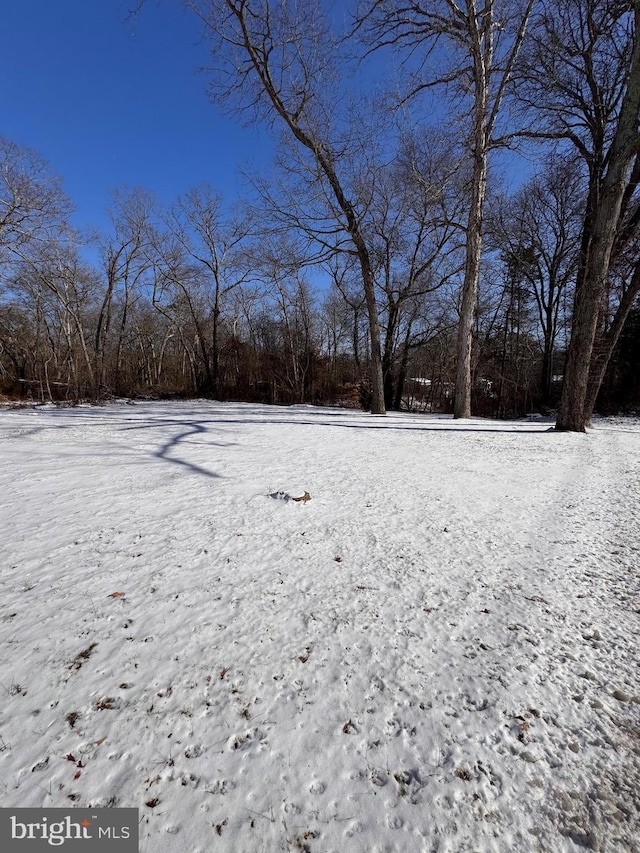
152, 420, 227, 479
167, 415, 555, 436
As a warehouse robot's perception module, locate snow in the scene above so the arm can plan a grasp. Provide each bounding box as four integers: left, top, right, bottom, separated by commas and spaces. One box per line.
1, 400, 639, 853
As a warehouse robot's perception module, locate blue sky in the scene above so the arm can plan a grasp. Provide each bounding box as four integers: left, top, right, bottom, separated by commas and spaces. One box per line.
2, 0, 536, 248
1, 0, 271, 234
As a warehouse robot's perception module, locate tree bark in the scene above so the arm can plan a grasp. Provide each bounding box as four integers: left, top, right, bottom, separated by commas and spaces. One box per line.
556, 6, 640, 431
454, 142, 487, 417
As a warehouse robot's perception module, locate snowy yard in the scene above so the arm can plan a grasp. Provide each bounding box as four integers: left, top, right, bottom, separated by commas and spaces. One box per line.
1, 400, 639, 853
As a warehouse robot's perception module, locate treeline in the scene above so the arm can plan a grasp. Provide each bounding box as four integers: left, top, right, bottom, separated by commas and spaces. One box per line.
1, 149, 636, 416
2, 0, 640, 428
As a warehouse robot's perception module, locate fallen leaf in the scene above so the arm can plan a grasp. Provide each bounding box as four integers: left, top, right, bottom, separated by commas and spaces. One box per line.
95, 737, 107, 746
108, 592, 125, 599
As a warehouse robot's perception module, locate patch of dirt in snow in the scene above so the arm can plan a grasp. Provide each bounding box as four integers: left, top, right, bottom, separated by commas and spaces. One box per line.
0, 403, 638, 853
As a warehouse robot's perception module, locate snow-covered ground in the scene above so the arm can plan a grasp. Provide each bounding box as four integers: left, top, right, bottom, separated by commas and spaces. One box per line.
1, 401, 639, 853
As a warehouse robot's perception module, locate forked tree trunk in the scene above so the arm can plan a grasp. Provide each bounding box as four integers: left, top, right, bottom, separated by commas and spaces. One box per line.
557, 218, 619, 431
556, 192, 619, 431
556, 9, 640, 431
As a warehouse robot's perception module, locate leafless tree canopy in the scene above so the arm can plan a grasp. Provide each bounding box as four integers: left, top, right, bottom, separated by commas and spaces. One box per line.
2, 2, 640, 426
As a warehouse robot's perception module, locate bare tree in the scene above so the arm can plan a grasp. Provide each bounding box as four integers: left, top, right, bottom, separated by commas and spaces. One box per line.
357, 0, 536, 418
0, 136, 71, 264
261, 252, 319, 403
488, 157, 583, 405
148, 227, 214, 393
162, 186, 254, 396
0, 137, 85, 398
170, 0, 387, 413
325, 254, 368, 373
96, 188, 155, 394
363, 133, 465, 408
12, 243, 98, 397
517, 0, 640, 430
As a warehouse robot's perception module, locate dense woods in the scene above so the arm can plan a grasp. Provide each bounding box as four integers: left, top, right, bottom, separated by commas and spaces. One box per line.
1, 0, 639, 429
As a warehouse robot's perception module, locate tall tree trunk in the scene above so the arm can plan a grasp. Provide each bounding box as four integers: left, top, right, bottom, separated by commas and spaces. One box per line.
454, 134, 488, 418
212, 301, 220, 398
557, 186, 639, 429
393, 321, 413, 411
557, 9, 640, 431
355, 242, 385, 414
382, 301, 399, 411
454, 1, 494, 419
